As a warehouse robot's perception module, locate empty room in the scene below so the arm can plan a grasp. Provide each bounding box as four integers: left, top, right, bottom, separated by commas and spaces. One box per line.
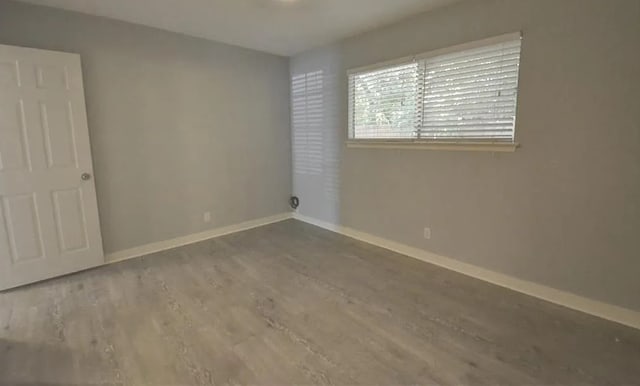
0, 0, 639, 384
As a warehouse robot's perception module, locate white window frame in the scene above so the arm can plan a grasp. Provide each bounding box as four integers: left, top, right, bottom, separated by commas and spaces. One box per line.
347, 32, 522, 152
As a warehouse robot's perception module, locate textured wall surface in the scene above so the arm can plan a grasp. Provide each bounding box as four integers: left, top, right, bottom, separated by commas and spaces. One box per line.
291, 0, 640, 311
0, 0, 292, 254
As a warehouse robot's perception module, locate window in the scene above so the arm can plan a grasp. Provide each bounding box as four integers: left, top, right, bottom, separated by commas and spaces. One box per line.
348, 33, 522, 147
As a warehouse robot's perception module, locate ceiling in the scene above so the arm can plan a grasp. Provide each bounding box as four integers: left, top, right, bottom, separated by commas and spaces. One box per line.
16, 0, 459, 56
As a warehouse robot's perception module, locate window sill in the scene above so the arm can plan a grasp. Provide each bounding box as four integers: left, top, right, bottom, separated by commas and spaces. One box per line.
346, 140, 519, 152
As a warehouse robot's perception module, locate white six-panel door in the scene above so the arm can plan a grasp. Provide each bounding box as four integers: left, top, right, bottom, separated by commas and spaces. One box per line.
0, 44, 103, 290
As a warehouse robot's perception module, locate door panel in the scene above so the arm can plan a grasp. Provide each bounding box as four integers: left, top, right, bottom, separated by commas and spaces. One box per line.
52, 188, 88, 253
0, 98, 30, 172
0, 44, 104, 290
0, 60, 19, 87
36, 64, 69, 90
1, 193, 44, 262
40, 100, 78, 168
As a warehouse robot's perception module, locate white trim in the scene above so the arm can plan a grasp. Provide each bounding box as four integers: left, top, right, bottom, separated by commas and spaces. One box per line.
347, 31, 522, 75
293, 213, 640, 331
105, 212, 293, 264
346, 140, 519, 152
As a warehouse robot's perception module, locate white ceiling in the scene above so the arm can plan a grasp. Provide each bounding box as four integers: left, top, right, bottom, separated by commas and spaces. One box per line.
16, 0, 459, 56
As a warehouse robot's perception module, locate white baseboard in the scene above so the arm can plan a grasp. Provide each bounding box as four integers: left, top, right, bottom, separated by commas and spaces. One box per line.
105, 212, 293, 264
293, 213, 640, 331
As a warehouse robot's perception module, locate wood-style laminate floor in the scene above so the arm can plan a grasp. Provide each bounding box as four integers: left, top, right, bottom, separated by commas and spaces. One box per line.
1, 219, 639, 385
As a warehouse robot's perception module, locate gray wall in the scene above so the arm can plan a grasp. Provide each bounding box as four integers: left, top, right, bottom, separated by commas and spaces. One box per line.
291, 0, 640, 311
0, 1, 292, 254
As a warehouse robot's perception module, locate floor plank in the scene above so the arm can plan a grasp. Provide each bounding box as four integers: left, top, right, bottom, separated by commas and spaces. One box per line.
1, 219, 639, 385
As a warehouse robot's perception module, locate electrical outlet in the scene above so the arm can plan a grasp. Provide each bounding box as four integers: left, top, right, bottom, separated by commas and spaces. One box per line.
203, 211, 211, 223
423, 227, 431, 240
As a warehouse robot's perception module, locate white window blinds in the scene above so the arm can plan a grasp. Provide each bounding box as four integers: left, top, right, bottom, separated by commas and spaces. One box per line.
349, 62, 421, 139
348, 33, 522, 143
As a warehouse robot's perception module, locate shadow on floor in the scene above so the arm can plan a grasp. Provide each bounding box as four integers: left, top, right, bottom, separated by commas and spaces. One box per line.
0, 339, 120, 386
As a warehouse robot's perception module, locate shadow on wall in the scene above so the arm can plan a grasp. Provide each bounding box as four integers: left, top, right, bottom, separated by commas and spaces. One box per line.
291, 68, 341, 224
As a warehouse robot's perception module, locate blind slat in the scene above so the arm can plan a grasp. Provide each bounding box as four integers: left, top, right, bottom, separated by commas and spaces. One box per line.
353, 64, 419, 79
424, 41, 521, 65
423, 100, 517, 113
424, 50, 521, 72
425, 77, 519, 96
424, 83, 518, 101
425, 61, 520, 82
423, 96, 517, 110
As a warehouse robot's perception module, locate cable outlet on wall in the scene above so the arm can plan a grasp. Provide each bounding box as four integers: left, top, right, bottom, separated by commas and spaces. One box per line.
423, 227, 431, 240
203, 211, 211, 223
